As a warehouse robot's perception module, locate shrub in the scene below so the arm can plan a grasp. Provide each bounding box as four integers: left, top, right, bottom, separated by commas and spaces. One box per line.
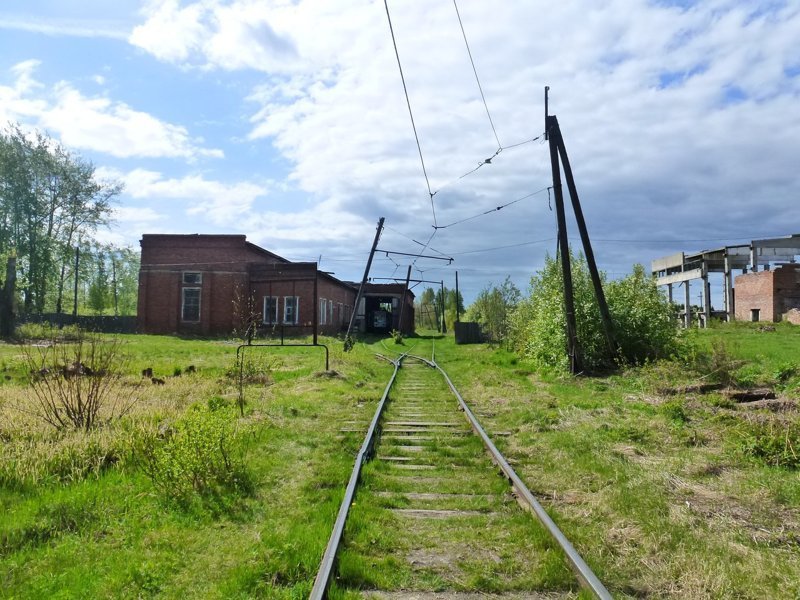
391, 329, 404, 345
23, 334, 138, 431
509, 252, 678, 373
136, 403, 251, 505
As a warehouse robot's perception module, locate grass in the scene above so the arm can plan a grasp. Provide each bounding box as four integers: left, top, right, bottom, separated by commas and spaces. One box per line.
1, 324, 799, 598
0, 332, 391, 598
431, 326, 800, 598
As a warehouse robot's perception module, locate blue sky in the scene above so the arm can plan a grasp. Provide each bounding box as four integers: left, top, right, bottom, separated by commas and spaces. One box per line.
1, 0, 799, 304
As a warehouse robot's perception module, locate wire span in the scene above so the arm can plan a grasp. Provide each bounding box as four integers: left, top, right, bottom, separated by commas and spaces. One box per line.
383, 0, 437, 226
452, 0, 500, 148
434, 186, 550, 230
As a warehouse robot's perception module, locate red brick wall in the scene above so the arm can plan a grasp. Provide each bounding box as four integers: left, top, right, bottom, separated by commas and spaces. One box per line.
734, 265, 800, 323
139, 234, 358, 336
734, 270, 776, 322
138, 235, 281, 335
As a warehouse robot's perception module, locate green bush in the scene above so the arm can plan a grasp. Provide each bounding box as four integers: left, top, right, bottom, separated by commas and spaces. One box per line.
136, 403, 251, 505
509, 252, 678, 373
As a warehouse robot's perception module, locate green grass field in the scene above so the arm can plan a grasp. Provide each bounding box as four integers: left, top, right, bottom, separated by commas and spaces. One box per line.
1, 324, 799, 598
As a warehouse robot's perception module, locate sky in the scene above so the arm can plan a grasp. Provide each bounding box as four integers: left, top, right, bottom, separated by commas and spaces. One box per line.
1, 0, 799, 305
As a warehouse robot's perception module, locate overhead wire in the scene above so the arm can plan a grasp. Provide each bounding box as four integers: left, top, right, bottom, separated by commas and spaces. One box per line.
452, 0, 500, 148
382, 0, 437, 226
434, 186, 550, 230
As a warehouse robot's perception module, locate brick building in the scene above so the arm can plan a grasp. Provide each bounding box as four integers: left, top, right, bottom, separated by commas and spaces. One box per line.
137, 234, 414, 336
734, 264, 800, 323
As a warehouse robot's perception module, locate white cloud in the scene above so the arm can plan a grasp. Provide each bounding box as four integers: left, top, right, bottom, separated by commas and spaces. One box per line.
108, 168, 272, 225
0, 16, 128, 40
129, 0, 299, 72
0, 61, 222, 160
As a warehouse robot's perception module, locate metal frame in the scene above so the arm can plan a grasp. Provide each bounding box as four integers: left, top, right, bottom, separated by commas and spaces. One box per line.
235, 332, 329, 416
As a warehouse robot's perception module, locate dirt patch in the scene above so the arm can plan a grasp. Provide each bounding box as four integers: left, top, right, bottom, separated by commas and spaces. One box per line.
313, 369, 345, 379
666, 473, 800, 548
726, 388, 776, 402
737, 398, 797, 412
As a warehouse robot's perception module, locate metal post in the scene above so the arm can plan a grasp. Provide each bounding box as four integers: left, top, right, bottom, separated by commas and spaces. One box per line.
398, 265, 412, 334
547, 114, 580, 373
344, 217, 385, 350
554, 119, 616, 357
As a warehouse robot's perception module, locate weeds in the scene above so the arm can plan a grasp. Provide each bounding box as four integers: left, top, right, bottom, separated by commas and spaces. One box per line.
740, 417, 800, 468
135, 403, 252, 506
23, 334, 139, 431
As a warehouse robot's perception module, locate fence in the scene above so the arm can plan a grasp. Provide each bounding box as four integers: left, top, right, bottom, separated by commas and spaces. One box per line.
18, 313, 138, 334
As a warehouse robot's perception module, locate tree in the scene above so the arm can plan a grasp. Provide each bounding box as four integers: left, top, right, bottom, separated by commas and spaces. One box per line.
509, 251, 678, 373
87, 249, 109, 314
0, 124, 120, 315
465, 276, 520, 343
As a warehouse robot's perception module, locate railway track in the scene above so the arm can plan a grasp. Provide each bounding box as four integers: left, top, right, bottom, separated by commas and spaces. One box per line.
312, 343, 610, 599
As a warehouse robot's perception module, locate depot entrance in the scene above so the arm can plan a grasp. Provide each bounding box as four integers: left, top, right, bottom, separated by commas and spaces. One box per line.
365, 296, 398, 334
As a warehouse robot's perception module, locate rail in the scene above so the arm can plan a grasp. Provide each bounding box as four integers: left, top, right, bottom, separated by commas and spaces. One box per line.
309, 350, 409, 600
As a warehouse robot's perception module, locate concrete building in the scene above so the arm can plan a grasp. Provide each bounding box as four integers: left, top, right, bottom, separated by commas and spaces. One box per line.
137, 234, 414, 336
652, 234, 800, 327
735, 264, 800, 323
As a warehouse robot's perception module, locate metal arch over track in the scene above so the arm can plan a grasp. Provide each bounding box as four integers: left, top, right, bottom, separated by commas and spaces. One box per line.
310, 343, 612, 600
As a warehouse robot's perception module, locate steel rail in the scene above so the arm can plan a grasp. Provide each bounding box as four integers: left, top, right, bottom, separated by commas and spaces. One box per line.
309, 351, 409, 600
427, 358, 613, 600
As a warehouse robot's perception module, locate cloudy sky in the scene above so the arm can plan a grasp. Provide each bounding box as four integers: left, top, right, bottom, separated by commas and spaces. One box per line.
1, 0, 798, 304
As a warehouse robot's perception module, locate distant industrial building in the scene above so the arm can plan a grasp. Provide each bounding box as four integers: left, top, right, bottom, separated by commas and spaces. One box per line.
651, 234, 800, 326
137, 234, 414, 336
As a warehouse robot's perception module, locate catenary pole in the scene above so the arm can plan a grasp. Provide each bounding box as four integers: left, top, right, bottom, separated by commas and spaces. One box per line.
553, 119, 617, 357
547, 110, 580, 374
344, 217, 385, 350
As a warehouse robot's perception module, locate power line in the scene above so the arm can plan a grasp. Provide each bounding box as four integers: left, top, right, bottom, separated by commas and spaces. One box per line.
384, 224, 451, 258
434, 186, 550, 230
450, 237, 555, 256
452, 0, 500, 148
429, 133, 544, 198
383, 0, 437, 226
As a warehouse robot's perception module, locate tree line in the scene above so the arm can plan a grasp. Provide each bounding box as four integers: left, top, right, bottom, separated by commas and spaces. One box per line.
0, 124, 139, 322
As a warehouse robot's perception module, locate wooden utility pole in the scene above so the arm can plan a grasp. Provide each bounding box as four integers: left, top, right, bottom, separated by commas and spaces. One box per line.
553, 121, 617, 357
545, 86, 618, 373
547, 91, 580, 373
344, 217, 385, 350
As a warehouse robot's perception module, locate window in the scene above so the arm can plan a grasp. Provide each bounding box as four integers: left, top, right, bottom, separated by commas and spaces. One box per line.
319, 298, 327, 324
263, 296, 278, 324
328, 299, 333, 324
182, 288, 201, 322
751, 308, 760, 322
284, 296, 299, 324
183, 272, 202, 285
